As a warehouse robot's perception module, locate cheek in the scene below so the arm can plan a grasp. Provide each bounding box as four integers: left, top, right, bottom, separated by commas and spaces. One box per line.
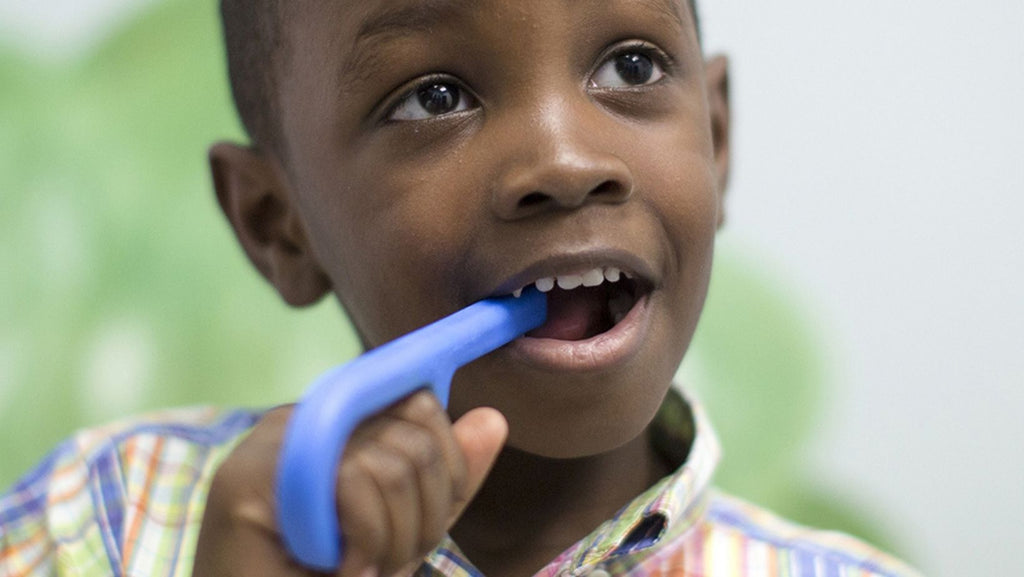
312, 163, 484, 346
635, 125, 720, 266
631, 128, 720, 345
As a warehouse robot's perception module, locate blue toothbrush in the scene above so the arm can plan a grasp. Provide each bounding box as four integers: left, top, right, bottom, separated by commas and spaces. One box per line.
276, 288, 547, 570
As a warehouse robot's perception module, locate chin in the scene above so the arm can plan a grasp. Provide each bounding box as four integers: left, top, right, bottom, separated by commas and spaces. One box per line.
453, 351, 679, 460
505, 413, 654, 459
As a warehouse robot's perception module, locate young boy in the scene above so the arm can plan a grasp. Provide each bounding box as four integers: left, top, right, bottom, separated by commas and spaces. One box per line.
0, 1, 921, 576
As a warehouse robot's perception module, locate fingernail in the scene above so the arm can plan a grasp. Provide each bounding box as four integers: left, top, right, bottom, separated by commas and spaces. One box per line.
359, 568, 378, 577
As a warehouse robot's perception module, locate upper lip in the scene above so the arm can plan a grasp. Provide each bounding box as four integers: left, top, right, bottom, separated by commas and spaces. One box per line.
480, 247, 658, 300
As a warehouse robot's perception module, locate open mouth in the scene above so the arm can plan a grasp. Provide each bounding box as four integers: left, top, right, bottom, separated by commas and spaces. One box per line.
512, 267, 647, 342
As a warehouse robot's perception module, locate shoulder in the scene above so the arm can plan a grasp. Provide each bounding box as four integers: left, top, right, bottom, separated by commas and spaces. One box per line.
701, 490, 924, 577
1, 406, 262, 576
64, 405, 263, 463
31, 406, 263, 514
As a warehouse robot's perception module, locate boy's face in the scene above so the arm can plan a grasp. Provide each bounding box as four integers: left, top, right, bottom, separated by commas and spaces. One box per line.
220, 0, 729, 458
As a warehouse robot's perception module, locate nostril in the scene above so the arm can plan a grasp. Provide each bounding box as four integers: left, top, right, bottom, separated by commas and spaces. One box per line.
515, 181, 623, 212
592, 180, 622, 198
518, 192, 549, 209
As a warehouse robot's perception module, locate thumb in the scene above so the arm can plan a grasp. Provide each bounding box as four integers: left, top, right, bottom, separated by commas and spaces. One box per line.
447, 407, 507, 524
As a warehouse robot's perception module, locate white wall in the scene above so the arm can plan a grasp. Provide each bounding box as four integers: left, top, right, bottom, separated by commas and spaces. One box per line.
700, 1, 1024, 575
2, 0, 1021, 575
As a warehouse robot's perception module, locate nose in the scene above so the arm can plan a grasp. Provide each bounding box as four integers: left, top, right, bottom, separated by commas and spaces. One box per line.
490, 101, 634, 221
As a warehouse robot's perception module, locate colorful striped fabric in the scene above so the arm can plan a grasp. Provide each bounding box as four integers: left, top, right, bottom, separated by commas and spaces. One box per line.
0, 407, 261, 576
0, 391, 921, 576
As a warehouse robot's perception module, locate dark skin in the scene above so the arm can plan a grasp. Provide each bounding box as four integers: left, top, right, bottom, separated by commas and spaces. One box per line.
195, 0, 729, 575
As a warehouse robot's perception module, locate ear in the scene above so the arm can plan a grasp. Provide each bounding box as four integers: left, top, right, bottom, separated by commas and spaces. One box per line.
705, 55, 731, 229
209, 142, 331, 307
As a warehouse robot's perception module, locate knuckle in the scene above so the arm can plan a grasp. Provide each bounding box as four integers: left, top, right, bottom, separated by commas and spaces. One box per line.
371, 450, 416, 494
404, 390, 441, 422
402, 429, 445, 475
336, 452, 363, 487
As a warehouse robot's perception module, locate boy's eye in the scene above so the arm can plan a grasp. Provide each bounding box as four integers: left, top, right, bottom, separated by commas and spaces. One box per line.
591, 52, 665, 88
389, 82, 474, 121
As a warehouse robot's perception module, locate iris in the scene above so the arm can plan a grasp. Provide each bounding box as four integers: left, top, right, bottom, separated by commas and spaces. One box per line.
416, 83, 460, 116
615, 53, 655, 85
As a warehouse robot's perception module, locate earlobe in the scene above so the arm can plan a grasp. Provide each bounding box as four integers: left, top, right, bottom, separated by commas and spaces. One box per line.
705, 55, 731, 229
209, 142, 331, 307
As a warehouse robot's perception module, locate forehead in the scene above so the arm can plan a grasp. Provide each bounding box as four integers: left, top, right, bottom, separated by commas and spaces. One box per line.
344, 0, 689, 36
285, 0, 695, 74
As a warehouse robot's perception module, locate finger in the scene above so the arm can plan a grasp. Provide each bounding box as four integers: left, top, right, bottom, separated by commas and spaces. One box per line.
381, 391, 465, 486
372, 416, 452, 557
358, 445, 421, 574
447, 407, 508, 525
335, 446, 393, 573
377, 392, 463, 547
337, 392, 454, 573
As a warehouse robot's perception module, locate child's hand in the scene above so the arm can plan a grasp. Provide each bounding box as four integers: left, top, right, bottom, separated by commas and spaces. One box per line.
193, 391, 507, 577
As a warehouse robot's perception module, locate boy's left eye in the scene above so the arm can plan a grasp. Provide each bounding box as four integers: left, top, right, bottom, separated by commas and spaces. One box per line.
591, 52, 665, 88
389, 81, 476, 121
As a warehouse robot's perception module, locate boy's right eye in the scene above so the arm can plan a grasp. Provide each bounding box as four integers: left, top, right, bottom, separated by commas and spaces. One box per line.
388, 80, 476, 121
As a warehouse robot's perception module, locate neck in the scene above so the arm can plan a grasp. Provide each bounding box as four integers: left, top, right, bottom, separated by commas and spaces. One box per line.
449, 429, 669, 577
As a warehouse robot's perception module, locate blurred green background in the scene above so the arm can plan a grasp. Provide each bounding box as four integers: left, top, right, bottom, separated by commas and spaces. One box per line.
0, 0, 904, 558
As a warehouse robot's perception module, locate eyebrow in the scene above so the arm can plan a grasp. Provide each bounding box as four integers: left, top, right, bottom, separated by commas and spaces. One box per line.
634, 0, 687, 32
355, 0, 473, 42
340, 0, 472, 85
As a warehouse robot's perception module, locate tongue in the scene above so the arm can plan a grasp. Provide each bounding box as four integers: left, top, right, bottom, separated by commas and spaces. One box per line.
527, 287, 607, 341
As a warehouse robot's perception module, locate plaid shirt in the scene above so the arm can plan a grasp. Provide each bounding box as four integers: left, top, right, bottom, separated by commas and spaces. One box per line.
0, 390, 921, 576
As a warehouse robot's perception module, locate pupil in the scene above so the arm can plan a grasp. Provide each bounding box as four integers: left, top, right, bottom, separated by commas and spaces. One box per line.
417, 84, 459, 115
615, 54, 654, 85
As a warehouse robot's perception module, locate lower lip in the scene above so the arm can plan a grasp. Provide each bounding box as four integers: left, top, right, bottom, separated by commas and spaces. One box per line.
507, 292, 652, 372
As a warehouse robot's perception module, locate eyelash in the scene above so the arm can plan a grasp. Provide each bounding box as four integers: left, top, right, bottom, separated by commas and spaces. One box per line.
381, 41, 675, 123
592, 41, 675, 86
383, 73, 477, 123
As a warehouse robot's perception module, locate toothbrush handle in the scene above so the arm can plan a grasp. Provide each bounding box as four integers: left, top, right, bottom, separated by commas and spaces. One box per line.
276, 289, 546, 571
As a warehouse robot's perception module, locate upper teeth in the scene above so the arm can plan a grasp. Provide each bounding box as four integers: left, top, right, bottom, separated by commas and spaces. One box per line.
513, 267, 627, 297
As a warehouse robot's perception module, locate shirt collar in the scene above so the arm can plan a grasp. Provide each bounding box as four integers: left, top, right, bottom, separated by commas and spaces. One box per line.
419, 385, 720, 576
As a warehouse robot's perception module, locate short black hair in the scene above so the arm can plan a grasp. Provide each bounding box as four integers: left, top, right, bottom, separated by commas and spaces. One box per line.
219, 0, 701, 155
220, 0, 285, 155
